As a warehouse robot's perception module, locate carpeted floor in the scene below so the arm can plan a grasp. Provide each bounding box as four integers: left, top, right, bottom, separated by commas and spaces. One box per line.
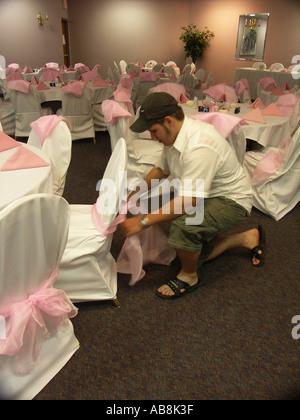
35, 132, 300, 400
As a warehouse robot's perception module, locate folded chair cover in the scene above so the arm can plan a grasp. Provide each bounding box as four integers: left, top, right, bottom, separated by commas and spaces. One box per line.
7, 84, 51, 137
28, 115, 72, 195
190, 112, 247, 164
56, 138, 128, 302
58, 83, 95, 141
243, 128, 300, 220
0, 194, 79, 400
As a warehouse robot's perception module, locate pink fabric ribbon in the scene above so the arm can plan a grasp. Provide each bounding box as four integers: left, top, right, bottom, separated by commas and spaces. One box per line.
235, 79, 250, 96
113, 87, 133, 108
117, 225, 176, 286
102, 99, 132, 125
30, 115, 72, 145
91, 202, 127, 236
62, 81, 86, 97
251, 137, 292, 186
0, 267, 78, 374
190, 112, 247, 139
7, 79, 31, 94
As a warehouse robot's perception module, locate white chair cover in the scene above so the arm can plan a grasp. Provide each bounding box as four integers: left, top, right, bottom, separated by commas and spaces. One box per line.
102, 100, 163, 189
56, 138, 128, 303
195, 68, 206, 83
269, 63, 285, 71
243, 128, 300, 220
7, 85, 51, 137
57, 85, 95, 142
0, 194, 79, 400
27, 116, 72, 196
0, 101, 15, 136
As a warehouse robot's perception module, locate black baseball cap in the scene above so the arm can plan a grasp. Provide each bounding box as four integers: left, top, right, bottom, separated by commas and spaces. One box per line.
130, 92, 179, 133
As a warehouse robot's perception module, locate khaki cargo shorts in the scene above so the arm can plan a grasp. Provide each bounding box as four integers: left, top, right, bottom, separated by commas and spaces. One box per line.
168, 196, 249, 265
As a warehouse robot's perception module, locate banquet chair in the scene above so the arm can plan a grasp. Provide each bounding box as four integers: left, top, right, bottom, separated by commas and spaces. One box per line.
182, 64, 192, 74
162, 66, 176, 79
195, 69, 206, 85
152, 63, 164, 74
27, 115, 72, 196
57, 84, 95, 143
243, 127, 300, 220
176, 74, 198, 96
269, 63, 285, 71
235, 78, 251, 103
102, 100, 163, 189
55, 138, 128, 304
8, 84, 52, 138
252, 62, 267, 70
190, 112, 247, 165
0, 194, 79, 400
0, 100, 15, 136
276, 93, 300, 135
119, 60, 127, 74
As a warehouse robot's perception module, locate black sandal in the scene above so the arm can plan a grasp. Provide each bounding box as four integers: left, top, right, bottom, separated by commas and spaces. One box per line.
250, 225, 266, 267
156, 277, 200, 300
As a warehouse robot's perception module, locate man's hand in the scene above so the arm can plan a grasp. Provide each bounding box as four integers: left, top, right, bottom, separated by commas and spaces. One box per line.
119, 216, 144, 237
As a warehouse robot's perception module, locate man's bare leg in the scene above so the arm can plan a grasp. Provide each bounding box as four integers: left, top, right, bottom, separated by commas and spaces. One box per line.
157, 228, 262, 297
207, 228, 261, 265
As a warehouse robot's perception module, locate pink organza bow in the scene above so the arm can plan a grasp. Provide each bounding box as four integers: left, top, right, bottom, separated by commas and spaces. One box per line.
0, 267, 78, 374
91, 201, 127, 236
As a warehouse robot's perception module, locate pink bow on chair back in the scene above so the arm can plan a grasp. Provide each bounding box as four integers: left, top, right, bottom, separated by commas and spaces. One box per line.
0, 267, 78, 374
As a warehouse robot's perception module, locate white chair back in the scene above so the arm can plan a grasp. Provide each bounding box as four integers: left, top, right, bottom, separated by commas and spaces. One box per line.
28, 117, 72, 195
0, 194, 79, 399
7, 85, 45, 137
59, 85, 95, 142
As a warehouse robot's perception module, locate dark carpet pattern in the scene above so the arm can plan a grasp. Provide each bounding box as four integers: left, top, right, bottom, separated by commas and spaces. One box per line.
35, 132, 300, 400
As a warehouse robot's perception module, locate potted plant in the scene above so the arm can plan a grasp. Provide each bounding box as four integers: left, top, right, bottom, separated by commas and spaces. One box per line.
180, 23, 215, 63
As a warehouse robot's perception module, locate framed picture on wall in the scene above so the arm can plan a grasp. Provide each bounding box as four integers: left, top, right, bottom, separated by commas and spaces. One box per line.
62, 0, 68, 10
235, 13, 269, 61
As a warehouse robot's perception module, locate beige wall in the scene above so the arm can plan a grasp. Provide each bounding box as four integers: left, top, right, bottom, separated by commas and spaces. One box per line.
68, 0, 190, 77
0, 0, 299, 86
0, 0, 68, 69
189, 0, 300, 85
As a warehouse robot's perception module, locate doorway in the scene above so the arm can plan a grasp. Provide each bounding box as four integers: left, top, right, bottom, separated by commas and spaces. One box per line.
62, 19, 70, 67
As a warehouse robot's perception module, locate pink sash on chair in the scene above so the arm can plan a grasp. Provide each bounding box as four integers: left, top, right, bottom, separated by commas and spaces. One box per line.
251, 137, 292, 186
0, 267, 78, 374
117, 226, 176, 286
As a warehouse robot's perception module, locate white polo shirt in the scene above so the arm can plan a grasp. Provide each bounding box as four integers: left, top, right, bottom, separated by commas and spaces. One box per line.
157, 116, 253, 213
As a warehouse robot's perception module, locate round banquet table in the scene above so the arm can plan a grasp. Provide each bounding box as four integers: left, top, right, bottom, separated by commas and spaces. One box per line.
181, 102, 291, 148
0, 143, 53, 212
231, 103, 291, 147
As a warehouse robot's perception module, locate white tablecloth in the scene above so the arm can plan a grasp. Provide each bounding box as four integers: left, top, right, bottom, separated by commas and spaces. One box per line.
0, 143, 53, 212
181, 103, 291, 148
233, 68, 300, 100
37, 84, 114, 104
